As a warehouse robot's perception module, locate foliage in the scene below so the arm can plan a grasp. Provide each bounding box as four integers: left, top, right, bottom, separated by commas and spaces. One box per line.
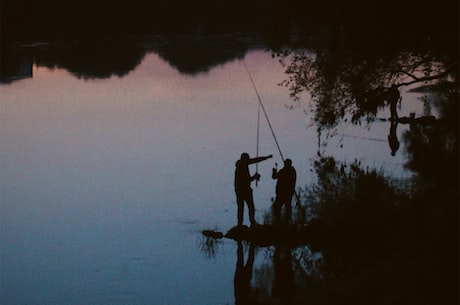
294, 156, 458, 305
403, 89, 459, 188
305, 157, 407, 242
274, 1, 459, 132
277, 45, 458, 131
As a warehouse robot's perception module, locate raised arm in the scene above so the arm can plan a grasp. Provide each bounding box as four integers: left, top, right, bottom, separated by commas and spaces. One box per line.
248, 154, 272, 165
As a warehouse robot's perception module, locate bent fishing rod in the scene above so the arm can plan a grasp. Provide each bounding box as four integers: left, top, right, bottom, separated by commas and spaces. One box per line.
242, 59, 285, 162
242, 59, 302, 207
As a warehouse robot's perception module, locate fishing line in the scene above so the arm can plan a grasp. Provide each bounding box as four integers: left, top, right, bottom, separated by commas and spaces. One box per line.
255, 100, 261, 186
242, 59, 285, 162
242, 59, 302, 208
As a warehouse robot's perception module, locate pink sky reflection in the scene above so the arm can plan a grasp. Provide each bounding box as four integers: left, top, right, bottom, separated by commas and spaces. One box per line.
1, 50, 415, 227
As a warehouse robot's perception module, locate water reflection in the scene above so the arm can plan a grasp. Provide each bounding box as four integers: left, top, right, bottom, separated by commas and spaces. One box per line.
1, 22, 457, 304
202, 140, 458, 304
198, 231, 224, 259
277, 39, 457, 135
388, 119, 400, 156
403, 90, 458, 187
201, 232, 308, 305
0, 49, 32, 83
200, 77, 458, 303
271, 244, 295, 303
1, 50, 317, 305
1, 34, 256, 84
234, 241, 255, 305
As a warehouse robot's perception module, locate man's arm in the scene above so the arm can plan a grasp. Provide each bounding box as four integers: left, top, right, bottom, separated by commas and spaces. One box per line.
248, 154, 272, 165
251, 173, 261, 182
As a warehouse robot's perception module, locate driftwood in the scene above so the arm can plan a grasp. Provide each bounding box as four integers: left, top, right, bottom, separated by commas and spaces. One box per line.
202, 224, 319, 248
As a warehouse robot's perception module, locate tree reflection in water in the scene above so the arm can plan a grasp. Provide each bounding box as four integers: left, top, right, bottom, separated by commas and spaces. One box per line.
263, 29, 458, 304
2, 0, 457, 303
201, 133, 457, 304
197, 84, 457, 305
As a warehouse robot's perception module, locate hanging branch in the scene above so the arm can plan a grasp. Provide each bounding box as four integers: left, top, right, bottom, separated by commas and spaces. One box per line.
396, 63, 458, 87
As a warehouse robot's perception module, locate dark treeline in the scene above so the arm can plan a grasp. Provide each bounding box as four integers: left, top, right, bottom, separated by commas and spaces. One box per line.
2, 0, 458, 43
2, 0, 269, 41
0, 34, 253, 82
2, 0, 458, 82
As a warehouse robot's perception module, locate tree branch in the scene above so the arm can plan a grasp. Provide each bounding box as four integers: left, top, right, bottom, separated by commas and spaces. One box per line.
398, 70, 420, 81
397, 63, 458, 87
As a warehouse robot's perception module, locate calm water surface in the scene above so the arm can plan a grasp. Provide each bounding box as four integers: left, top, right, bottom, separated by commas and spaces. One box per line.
1, 50, 421, 304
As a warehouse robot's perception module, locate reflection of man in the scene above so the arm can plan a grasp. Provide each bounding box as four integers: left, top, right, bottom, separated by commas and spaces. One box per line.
387, 84, 401, 121
388, 120, 400, 156
234, 153, 272, 226
272, 159, 297, 223
234, 241, 255, 305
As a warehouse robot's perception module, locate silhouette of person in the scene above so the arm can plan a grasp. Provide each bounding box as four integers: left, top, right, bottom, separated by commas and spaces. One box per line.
272, 159, 297, 223
234, 241, 255, 305
387, 84, 400, 121
234, 153, 272, 226
388, 120, 400, 156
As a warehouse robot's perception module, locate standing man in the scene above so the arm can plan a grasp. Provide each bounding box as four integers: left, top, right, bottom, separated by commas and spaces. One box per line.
234, 152, 272, 226
272, 159, 297, 223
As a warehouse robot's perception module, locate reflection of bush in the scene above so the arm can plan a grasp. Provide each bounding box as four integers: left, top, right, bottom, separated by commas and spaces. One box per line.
197, 231, 224, 259
309, 157, 406, 240
297, 156, 458, 305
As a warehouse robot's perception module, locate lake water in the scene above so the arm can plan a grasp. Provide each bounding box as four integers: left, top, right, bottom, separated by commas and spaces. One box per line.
1, 48, 424, 305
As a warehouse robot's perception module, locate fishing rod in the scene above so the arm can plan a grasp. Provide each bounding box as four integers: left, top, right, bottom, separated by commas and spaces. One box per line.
256, 99, 261, 186
242, 59, 302, 208
242, 59, 285, 162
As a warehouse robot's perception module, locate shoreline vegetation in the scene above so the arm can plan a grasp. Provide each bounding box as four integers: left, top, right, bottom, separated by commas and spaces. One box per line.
202, 156, 458, 304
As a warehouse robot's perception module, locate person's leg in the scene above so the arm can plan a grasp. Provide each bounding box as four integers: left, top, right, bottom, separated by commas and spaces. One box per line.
236, 194, 244, 226
247, 190, 257, 226
285, 199, 292, 223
